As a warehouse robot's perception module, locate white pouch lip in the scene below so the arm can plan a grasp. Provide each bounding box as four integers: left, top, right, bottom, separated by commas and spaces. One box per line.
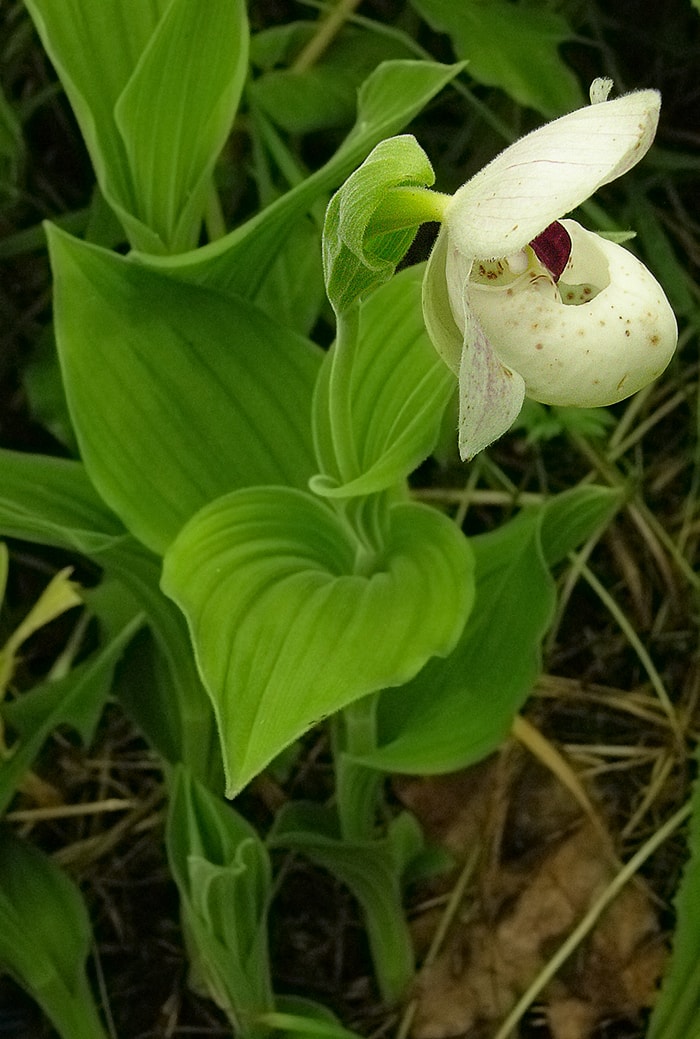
467, 219, 678, 408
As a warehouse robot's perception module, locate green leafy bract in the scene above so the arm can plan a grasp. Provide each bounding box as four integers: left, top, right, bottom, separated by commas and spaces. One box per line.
162, 487, 475, 795
312, 264, 454, 497
323, 135, 434, 314
47, 224, 322, 555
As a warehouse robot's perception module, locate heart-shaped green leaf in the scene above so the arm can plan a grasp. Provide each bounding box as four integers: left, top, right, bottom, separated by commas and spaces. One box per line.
360, 486, 619, 774
162, 487, 474, 795
47, 225, 322, 554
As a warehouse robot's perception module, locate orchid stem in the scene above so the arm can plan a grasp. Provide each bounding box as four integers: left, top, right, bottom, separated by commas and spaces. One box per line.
329, 304, 361, 483
335, 695, 382, 842
292, 0, 362, 73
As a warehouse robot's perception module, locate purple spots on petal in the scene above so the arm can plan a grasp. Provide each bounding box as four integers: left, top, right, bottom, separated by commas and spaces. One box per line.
529, 221, 572, 282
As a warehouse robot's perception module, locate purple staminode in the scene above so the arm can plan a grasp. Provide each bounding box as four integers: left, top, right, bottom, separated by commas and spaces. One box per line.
529, 221, 572, 282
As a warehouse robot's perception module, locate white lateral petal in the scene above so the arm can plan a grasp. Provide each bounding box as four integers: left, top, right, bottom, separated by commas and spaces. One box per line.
446, 90, 660, 260
457, 305, 526, 460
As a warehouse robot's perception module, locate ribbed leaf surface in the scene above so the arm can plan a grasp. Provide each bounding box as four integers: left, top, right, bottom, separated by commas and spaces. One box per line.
162, 487, 474, 795
48, 225, 321, 554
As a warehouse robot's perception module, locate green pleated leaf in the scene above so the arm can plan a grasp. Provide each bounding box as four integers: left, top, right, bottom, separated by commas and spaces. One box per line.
0, 614, 143, 818
311, 264, 454, 497
47, 224, 322, 554
95, 541, 222, 788
0, 832, 107, 1039
538, 485, 622, 567
646, 744, 700, 1039
25, 0, 249, 253
252, 215, 325, 336
24, 0, 166, 203
0, 448, 126, 554
167, 767, 273, 1035
114, 0, 248, 252
138, 59, 463, 298
0, 449, 219, 786
408, 0, 583, 117
268, 802, 422, 1002
360, 486, 619, 774
367, 509, 551, 773
24, 0, 168, 252
162, 487, 474, 796
250, 23, 414, 134
0, 81, 24, 208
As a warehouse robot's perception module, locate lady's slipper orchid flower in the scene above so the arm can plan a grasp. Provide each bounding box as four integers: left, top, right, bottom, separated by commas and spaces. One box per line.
422, 81, 678, 460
